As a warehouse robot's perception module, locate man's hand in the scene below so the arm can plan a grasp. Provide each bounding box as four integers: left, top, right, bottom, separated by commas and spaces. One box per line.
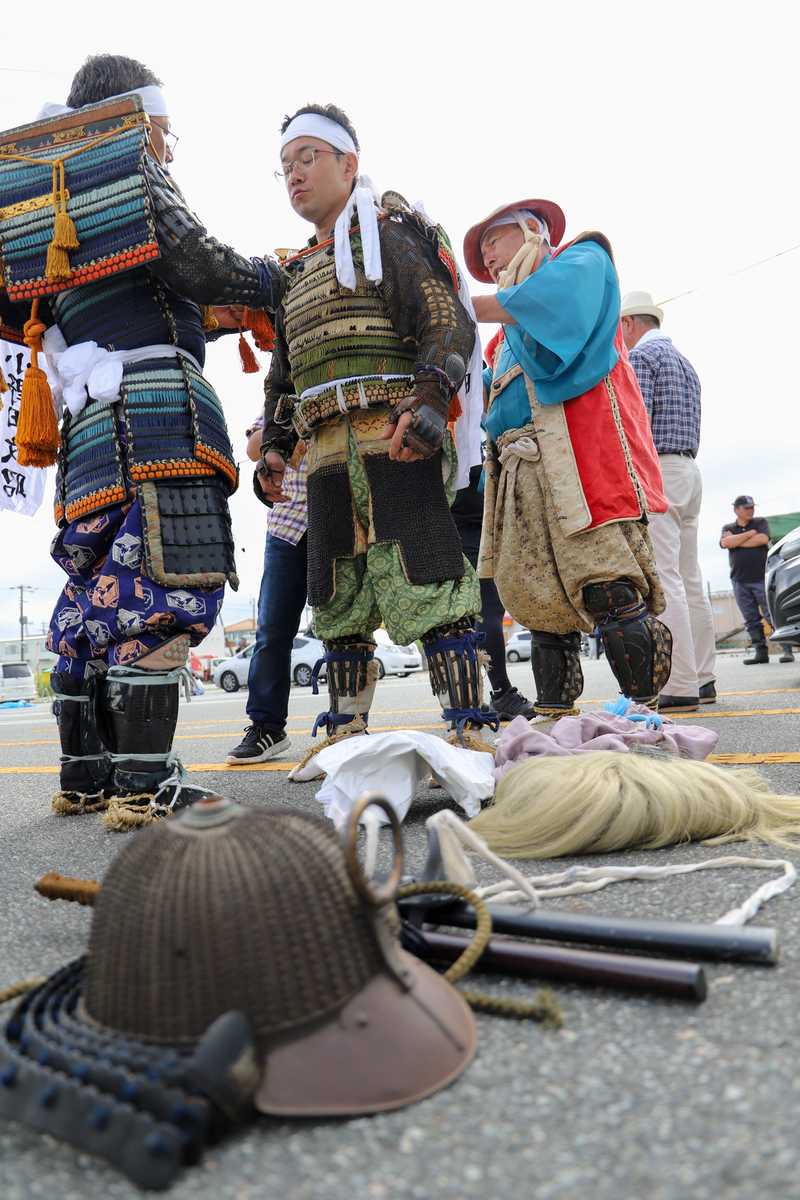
471, 295, 515, 324
257, 451, 290, 502
212, 304, 245, 329
381, 412, 426, 462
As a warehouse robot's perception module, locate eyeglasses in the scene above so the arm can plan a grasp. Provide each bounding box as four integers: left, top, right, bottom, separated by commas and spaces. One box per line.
274, 147, 339, 181
151, 119, 179, 154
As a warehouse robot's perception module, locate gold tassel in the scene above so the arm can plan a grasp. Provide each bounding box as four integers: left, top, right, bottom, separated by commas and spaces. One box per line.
238, 332, 259, 374
53, 208, 79, 250
200, 304, 219, 331
44, 160, 78, 281
17, 299, 59, 468
0, 367, 8, 394
45, 241, 72, 281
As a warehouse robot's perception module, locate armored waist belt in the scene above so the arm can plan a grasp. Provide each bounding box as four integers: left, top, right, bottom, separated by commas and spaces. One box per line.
293, 376, 414, 438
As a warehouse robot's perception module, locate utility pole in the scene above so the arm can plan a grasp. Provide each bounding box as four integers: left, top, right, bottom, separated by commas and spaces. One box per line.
9, 585, 36, 664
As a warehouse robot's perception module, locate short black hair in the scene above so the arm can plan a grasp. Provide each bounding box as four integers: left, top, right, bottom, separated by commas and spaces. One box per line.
66, 55, 163, 109
280, 103, 359, 152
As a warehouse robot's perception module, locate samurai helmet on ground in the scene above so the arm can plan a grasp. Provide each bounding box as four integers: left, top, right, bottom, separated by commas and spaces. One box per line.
0, 796, 475, 1189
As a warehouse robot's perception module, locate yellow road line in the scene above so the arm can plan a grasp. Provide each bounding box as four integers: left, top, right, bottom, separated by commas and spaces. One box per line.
710, 752, 800, 764
667, 707, 800, 720
6, 750, 800, 775
6, 703, 800, 751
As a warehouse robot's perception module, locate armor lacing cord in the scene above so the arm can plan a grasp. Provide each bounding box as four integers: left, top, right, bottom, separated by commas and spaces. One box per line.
107, 666, 193, 702
0, 979, 46, 1006
102, 752, 205, 831
425, 810, 797, 927
396, 880, 563, 1027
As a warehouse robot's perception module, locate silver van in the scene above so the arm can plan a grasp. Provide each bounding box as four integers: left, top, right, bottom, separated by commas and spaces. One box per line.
0, 662, 36, 703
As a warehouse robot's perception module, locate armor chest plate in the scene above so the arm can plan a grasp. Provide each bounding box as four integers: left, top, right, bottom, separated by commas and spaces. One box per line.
283, 246, 414, 394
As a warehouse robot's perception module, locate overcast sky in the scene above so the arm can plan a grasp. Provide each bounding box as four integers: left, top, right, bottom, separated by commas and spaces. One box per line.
1, 0, 798, 640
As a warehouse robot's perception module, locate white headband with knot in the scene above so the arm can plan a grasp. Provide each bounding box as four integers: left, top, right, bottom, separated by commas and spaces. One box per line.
280, 112, 357, 155
483, 208, 550, 244
280, 113, 381, 292
36, 85, 169, 121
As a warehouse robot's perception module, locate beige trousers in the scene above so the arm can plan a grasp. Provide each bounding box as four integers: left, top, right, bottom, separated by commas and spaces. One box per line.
480, 434, 665, 635
647, 455, 716, 694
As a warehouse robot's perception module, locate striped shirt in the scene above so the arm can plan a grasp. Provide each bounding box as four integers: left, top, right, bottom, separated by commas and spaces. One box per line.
247, 414, 308, 545
628, 331, 701, 456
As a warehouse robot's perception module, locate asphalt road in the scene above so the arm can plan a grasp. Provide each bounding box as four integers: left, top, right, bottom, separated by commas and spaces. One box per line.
1, 653, 800, 1200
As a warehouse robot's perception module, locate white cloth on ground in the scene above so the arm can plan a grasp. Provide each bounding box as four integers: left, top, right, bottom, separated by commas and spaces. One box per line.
292, 730, 495, 829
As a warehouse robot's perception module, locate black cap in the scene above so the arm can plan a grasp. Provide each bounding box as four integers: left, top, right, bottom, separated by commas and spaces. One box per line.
733, 495, 755, 507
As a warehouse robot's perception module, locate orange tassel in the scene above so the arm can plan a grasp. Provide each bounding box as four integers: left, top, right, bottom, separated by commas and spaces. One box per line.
447, 392, 463, 422
0, 367, 8, 394
238, 333, 259, 374
242, 305, 275, 352
17, 299, 59, 468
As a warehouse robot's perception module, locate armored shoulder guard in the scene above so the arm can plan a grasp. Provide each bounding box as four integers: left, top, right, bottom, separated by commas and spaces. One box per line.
145, 158, 279, 309
0, 96, 159, 301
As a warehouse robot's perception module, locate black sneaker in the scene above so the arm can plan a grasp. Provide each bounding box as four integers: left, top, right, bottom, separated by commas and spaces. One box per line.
490, 686, 537, 721
698, 682, 717, 704
779, 651, 796, 664
226, 724, 291, 764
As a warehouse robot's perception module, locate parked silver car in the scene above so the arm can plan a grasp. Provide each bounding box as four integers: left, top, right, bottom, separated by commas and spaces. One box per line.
212, 635, 422, 691
505, 630, 531, 662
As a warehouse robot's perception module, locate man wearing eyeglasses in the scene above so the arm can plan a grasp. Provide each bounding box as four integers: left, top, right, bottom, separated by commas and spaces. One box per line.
260, 103, 494, 768
1, 54, 282, 822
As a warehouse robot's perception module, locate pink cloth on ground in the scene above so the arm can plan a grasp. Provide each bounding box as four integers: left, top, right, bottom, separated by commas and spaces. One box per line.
494, 713, 719, 782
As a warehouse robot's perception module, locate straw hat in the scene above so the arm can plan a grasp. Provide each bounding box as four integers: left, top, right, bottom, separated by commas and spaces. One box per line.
620, 290, 664, 323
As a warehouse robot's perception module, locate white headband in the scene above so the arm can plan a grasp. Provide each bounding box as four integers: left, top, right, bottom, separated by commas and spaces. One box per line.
482, 208, 550, 243
280, 113, 357, 156
36, 85, 169, 122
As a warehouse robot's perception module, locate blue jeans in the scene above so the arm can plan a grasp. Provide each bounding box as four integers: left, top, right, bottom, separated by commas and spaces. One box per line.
733, 579, 768, 644
246, 533, 308, 730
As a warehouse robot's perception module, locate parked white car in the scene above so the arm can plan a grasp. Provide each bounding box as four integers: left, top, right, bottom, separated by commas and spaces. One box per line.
0, 662, 36, 703
505, 630, 532, 662
212, 635, 422, 691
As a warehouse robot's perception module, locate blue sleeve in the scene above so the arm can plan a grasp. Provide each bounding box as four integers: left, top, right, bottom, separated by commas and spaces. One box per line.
482, 365, 492, 392
496, 242, 620, 405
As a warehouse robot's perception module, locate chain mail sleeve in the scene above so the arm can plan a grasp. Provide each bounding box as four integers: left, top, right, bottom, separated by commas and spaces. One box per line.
377, 216, 475, 385
260, 306, 298, 461
378, 216, 476, 456
144, 157, 280, 310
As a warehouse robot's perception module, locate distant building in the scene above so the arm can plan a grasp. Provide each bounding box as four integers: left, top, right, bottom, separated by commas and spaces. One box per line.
223, 618, 256, 653
0, 635, 57, 672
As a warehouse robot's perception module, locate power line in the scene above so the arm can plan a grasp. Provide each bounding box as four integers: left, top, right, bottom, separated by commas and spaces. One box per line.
659, 241, 800, 308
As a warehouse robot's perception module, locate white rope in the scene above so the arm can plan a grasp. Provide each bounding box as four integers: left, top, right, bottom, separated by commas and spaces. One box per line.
425, 812, 796, 927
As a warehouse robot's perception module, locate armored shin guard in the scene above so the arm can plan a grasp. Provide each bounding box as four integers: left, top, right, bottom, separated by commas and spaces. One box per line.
423, 619, 499, 744
51, 671, 112, 815
530, 631, 584, 717
100, 665, 210, 830
584, 580, 673, 706
311, 640, 379, 739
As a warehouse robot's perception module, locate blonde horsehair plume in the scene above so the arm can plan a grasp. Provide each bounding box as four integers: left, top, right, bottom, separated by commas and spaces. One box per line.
470, 752, 800, 859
